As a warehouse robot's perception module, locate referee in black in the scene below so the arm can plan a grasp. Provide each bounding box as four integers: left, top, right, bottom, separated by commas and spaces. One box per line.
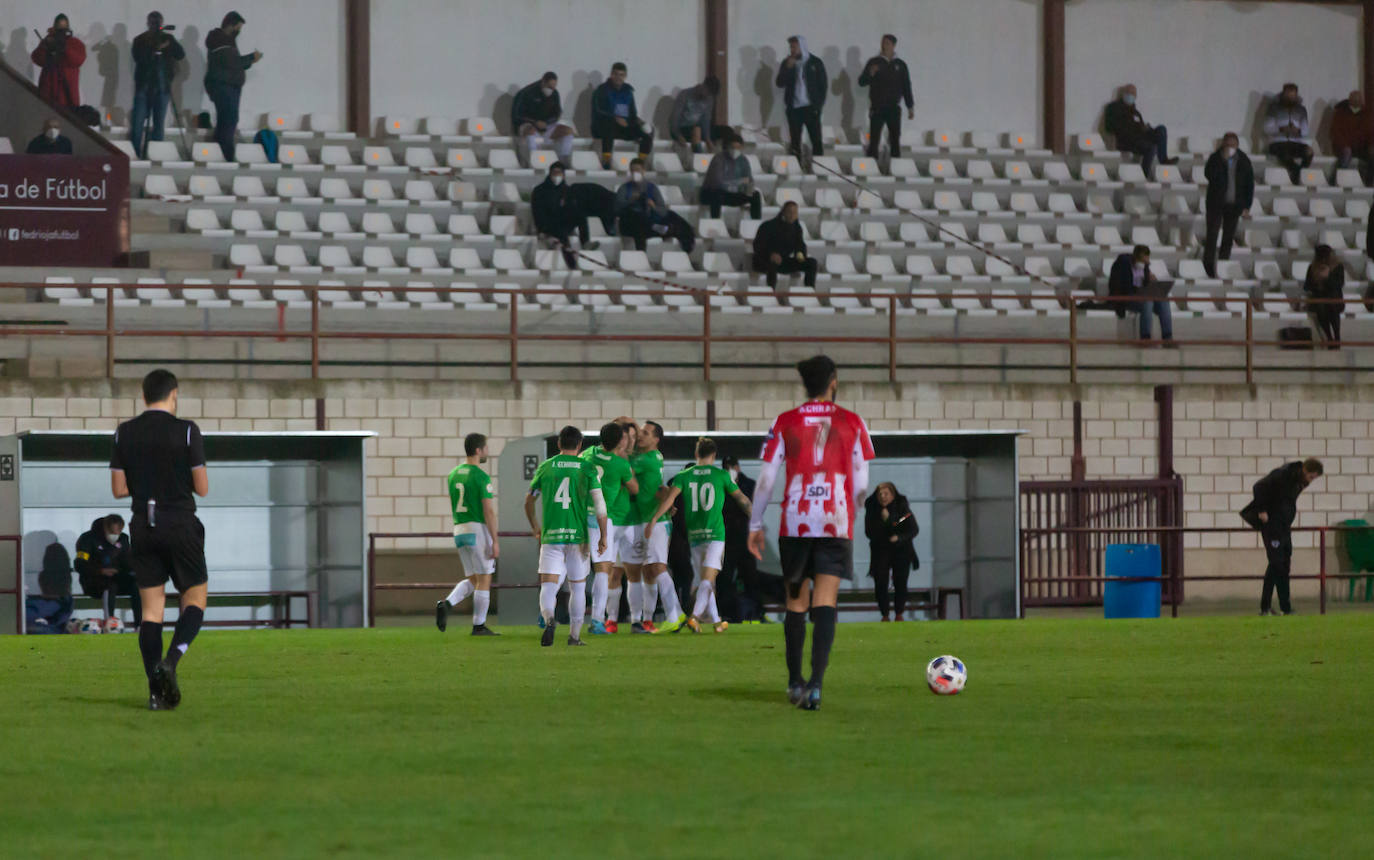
111, 370, 210, 710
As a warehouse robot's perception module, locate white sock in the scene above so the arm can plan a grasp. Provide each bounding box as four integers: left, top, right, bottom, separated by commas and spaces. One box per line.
446, 578, 474, 607
591, 572, 609, 622
693, 581, 712, 619
627, 581, 643, 622
708, 588, 721, 624
568, 578, 586, 641
606, 586, 623, 623
472, 590, 490, 626
644, 581, 659, 622
655, 571, 682, 620
539, 581, 558, 625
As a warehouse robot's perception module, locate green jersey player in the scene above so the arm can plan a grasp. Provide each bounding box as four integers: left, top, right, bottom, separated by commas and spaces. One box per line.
647, 438, 751, 633
436, 433, 500, 636
524, 425, 607, 647
580, 422, 639, 635
626, 421, 686, 633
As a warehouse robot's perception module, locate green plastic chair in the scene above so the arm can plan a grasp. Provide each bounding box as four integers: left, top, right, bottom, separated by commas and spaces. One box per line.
1341, 520, 1374, 601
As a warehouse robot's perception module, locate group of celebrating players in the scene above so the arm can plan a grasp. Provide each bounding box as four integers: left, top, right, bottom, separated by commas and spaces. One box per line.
437, 354, 875, 710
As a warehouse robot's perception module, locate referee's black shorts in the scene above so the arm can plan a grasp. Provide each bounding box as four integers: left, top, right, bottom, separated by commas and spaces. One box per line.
129, 515, 208, 591
779, 536, 853, 588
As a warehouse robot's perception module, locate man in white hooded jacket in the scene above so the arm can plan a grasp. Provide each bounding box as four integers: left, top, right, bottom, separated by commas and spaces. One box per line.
775, 35, 828, 159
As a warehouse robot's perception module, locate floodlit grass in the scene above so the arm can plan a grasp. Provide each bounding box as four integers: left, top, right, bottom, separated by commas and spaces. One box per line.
2, 616, 1371, 858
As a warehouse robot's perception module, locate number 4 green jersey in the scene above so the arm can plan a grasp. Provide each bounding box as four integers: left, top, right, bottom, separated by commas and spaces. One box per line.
580, 446, 636, 527
670, 464, 739, 544
447, 463, 494, 526
530, 453, 602, 544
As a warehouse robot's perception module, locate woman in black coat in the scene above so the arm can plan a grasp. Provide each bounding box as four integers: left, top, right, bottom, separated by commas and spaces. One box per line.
865, 481, 919, 621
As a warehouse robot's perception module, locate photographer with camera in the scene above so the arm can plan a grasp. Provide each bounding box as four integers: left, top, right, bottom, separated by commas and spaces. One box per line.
204, 10, 262, 161
29, 13, 86, 109
130, 11, 185, 159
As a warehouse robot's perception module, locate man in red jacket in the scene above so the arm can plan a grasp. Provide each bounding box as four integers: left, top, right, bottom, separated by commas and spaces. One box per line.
30, 14, 86, 109
1329, 90, 1374, 181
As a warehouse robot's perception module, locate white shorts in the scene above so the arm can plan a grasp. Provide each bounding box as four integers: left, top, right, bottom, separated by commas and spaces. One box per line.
539, 543, 589, 583
589, 523, 620, 566
690, 541, 725, 577
627, 522, 670, 566
454, 523, 495, 576
522, 123, 574, 143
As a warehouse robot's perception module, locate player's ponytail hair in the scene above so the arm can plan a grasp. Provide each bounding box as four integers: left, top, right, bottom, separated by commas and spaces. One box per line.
696, 437, 717, 459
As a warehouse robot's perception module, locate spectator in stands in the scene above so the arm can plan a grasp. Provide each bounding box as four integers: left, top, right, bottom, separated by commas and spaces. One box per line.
1103, 84, 1176, 181
532, 162, 596, 269
1264, 83, 1313, 184
592, 62, 653, 170
700, 134, 762, 219
776, 35, 827, 159
512, 71, 575, 166
204, 11, 262, 161
26, 118, 73, 154
1304, 245, 1345, 349
1108, 244, 1173, 345
615, 158, 694, 253
1202, 132, 1254, 278
130, 11, 186, 159
75, 514, 140, 629
753, 201, 818, 289
865, 481, 918, 622
30, 14, 86, 109
1329, 90, 1374, 183
1240, 458, 1323, 616
858, 34, 914, 159
670, 76, 725, 153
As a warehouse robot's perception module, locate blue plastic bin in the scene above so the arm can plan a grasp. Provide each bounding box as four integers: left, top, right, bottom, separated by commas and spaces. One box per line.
1103, 543, 1162, 619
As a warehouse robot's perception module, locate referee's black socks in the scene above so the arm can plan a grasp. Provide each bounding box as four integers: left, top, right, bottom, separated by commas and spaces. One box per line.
139, 621, 163, 692
809, 606, 837, 689
784, 611, 807, 686
166, 606, 204, 668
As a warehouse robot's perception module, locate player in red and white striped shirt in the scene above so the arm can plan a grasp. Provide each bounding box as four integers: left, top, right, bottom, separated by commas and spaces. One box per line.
748, 355, 875, 710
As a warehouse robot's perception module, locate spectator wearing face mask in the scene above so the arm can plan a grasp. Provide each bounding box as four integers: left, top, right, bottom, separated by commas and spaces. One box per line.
700, 134, 762, 219
1304, 245, 1345, 349
1108, 244, 1173, 345
512, 72, 575, 166
26, 117, 72, 154
75, 514, 140, 628
1330, 90, 1374, 183
615, 157, 695, 252
1104, 84, 1177, 180
752, 201, 818, 289
1264, 83, 1313, 184
531, 162, 597, 268
1202, 132, 1254, 278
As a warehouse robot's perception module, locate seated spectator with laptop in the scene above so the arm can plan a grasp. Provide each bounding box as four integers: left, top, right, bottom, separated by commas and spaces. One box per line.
1108, 244, 1174, 346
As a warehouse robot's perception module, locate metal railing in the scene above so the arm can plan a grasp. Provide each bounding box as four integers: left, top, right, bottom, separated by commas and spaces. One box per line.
1019, 524, 1370, 617
0, 282, 1364, 383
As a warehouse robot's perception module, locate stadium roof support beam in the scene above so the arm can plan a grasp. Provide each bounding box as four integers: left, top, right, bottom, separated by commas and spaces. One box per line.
346, 0, 371, 138
1043, 0, 1065, 154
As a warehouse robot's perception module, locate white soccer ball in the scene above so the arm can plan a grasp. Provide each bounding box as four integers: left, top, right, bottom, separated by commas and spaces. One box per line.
103, 617, 124, 634
78, 617, 104, 634
926, 655, 967, 695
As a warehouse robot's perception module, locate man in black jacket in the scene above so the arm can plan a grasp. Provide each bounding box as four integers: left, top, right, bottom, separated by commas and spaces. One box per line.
592, 62, 653, 170
1202, 132, 1254, 278
719, 456, 763, 622
776, 35, 827, 159
531, 162, 594, 268
512, 72, 574, 166
203, 11, 261, 160
1108, 245, 1172, 344
129, 11, 185, 158
25, 118, 73, 154
753, 201, 817, 288
75, 514, 140, 628
1240, 458, 1323, 615
865, 483, 919, 621
1104, 85, 1177, 180
858, 34, 913, 159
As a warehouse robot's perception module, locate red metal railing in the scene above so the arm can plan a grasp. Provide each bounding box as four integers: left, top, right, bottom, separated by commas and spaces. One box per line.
0, 536, 21, 633
0, 282, 1361, 384
1019, 524, 1367, 617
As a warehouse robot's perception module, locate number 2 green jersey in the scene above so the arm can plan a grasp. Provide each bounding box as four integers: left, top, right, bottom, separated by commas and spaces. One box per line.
447, 463, 494, 527
530, 453, 602, 544
670, 465, 739, 544
580, 446, 636, 527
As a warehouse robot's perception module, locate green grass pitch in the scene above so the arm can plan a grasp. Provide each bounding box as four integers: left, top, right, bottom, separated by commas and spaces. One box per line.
3, 616, 1372, 858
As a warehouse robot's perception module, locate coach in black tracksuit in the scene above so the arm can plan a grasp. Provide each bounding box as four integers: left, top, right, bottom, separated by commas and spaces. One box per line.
858, 34, 914, 158
1240, 458, 1323, 615
75, 513, 140, 626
